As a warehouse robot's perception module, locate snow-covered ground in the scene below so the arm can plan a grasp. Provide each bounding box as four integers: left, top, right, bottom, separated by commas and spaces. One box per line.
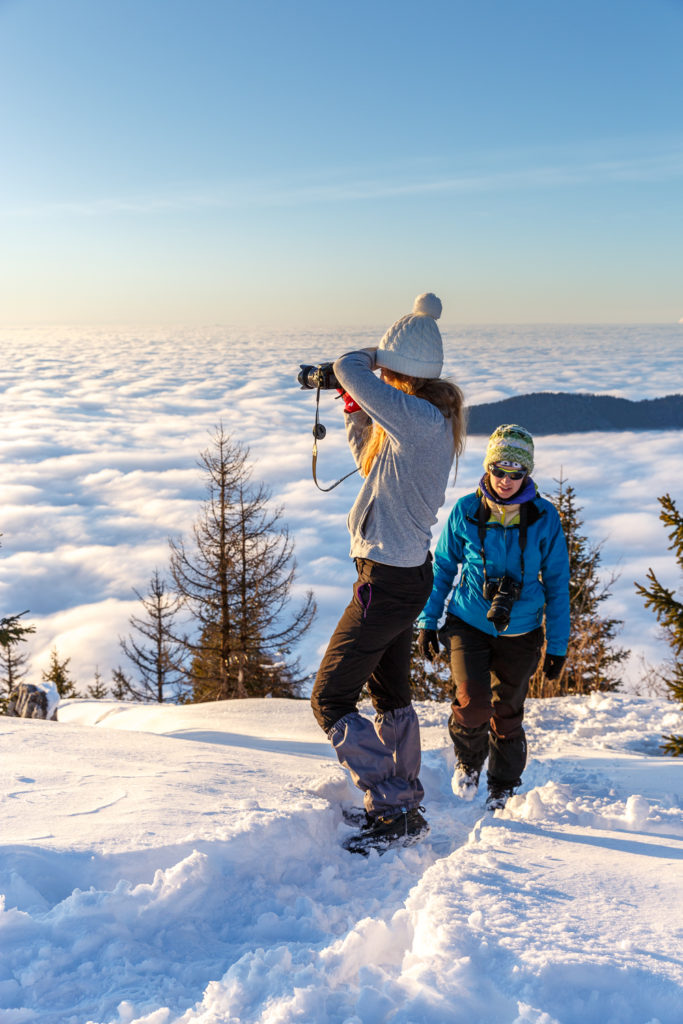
1, 693, 681, 1023
0, 322, 682, 691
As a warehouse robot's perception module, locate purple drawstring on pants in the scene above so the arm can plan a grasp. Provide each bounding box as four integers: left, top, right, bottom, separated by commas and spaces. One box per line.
357, 582, 372, 619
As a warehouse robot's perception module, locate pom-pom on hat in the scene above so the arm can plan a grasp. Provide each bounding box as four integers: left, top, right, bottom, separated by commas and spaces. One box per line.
376, 293, 444, 379
484, 424, 535, 474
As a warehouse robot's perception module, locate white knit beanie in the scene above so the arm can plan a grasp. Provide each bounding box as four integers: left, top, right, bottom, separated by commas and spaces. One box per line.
376, 293, 444, 379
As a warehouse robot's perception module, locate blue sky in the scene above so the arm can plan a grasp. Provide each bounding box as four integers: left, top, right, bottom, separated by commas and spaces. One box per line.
1, 0, 682, 326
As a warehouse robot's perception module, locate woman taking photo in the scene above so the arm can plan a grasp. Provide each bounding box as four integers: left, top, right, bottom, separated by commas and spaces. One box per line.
417, 424, 570, 809
310, 293, 465, 855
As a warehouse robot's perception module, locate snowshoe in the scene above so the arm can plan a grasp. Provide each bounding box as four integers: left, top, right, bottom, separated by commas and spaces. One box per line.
485, 785, 516, 811
451, 763, 480, 801
342, 806, 430, 856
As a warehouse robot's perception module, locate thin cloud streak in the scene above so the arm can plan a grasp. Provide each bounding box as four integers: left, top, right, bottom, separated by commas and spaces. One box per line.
4, 149, 683, 220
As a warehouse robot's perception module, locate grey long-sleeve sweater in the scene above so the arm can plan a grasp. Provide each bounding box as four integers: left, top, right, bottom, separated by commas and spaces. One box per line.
333, 349, 456, 567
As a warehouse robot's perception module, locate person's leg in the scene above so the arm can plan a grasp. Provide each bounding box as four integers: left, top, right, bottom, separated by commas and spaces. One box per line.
446, 617, 495, 775
329, 712, 419, 814
363, 618, 426, 808
487, 627, 543, 791
313, 558, 432, 816
310, 560, 390, 732
364, 560, 433, 811
367, 619, 415, 712
374, 703, 425, 808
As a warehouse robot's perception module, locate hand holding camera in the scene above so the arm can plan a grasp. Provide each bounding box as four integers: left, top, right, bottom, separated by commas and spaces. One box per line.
336, 388, 361, 414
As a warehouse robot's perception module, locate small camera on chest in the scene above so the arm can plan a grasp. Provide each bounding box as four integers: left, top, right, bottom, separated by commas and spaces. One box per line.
484, 576, 522, 631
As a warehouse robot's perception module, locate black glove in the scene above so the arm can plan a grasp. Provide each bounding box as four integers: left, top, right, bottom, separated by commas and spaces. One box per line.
417, 629, 440, 661
543, 653, 566, 680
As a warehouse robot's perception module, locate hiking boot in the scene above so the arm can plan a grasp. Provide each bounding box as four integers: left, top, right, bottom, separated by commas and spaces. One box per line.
451, 763, 480, 801
485, 784, 516, 811
342, 806, 430, 856
341, 805, 372, 828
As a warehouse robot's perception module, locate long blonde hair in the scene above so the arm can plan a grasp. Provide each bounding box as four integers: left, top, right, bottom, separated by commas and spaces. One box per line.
360, 370, 466, 477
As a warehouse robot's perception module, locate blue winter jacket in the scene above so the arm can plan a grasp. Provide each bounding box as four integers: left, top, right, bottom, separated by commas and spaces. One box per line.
417, 489, 570, 654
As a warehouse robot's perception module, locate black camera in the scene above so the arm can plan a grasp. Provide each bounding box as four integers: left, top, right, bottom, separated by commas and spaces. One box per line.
484, 575, 522, 631
297, 363, 340, 390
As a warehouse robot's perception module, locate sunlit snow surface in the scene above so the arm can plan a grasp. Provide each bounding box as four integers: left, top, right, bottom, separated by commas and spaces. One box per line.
1, 694, 682, 1023
0, 323, 681, 689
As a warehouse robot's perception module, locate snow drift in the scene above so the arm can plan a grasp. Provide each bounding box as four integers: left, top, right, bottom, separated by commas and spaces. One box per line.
1, 692, 681, 1023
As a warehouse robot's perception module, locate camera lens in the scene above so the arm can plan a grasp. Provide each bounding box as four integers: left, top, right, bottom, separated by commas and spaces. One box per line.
485, 576, 520, 631
297, 365, 318, 389
296, 363, 339, 390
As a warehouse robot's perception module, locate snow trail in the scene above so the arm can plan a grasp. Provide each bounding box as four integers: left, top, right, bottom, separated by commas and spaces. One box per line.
0, 695, 681, 1023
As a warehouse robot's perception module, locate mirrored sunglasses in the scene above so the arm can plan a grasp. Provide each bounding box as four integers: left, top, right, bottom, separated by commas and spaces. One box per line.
490, 465, 526, 480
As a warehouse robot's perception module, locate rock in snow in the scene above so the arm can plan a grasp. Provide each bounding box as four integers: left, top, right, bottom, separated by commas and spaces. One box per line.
7, 680, 60, 720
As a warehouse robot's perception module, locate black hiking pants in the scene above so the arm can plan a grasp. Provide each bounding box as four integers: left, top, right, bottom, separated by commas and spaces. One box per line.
442, 614, 543, 788
311, 556, 434, 815
311, 556, 433, 733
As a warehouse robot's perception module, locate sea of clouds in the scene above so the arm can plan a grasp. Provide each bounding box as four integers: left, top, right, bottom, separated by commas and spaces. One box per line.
0, 322, 681, 692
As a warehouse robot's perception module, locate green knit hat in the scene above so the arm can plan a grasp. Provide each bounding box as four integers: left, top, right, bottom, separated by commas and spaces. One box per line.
484, 424, 534, 474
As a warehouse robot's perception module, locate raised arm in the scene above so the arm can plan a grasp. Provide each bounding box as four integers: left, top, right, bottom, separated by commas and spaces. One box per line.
334, 349, 443, 445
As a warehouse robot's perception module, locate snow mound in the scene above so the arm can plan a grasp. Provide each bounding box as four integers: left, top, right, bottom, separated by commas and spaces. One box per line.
0, 693, 681, 1023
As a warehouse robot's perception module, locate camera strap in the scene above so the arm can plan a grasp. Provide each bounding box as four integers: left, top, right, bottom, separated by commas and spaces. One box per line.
311, 383, 361, 492
477, 498, 527, 587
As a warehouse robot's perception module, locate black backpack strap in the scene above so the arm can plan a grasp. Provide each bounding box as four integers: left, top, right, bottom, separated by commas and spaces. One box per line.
478, 494, 529, 584
477, 497, 492, 584
518, 501, 528, 579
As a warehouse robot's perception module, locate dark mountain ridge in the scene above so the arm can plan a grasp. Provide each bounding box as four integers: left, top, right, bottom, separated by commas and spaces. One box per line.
467, 392, 683, 434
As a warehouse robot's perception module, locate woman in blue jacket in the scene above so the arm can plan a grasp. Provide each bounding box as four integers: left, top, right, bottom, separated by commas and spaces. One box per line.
417, 424, 570, 809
